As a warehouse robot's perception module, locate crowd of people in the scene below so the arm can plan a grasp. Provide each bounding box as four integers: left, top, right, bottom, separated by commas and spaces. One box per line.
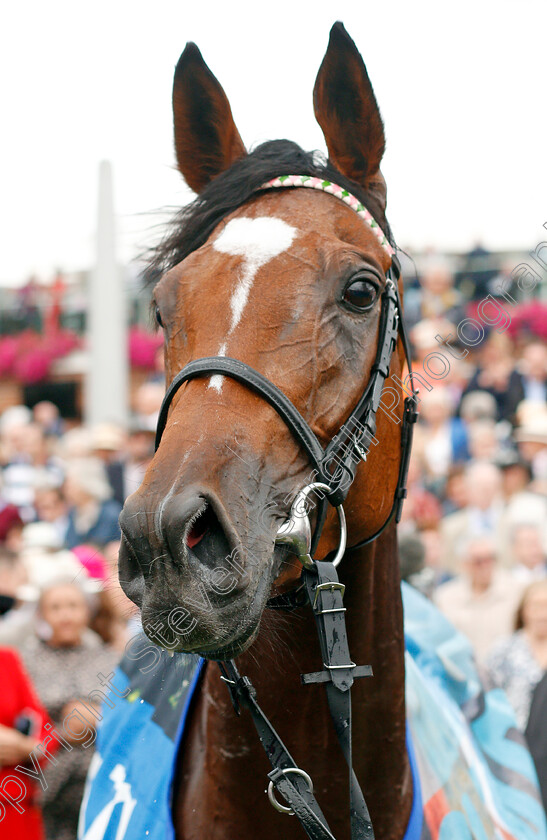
0, 253, 546, 835
398, 254, 547, 808
0, 396, 157, 839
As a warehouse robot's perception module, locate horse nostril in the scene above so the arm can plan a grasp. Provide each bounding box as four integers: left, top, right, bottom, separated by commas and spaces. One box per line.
120, 493, 235, 575
186, 505, 214, 548
165, 498, 232, 570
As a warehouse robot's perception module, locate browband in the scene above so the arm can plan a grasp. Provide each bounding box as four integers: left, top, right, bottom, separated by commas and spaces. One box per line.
260, 175, 394, 257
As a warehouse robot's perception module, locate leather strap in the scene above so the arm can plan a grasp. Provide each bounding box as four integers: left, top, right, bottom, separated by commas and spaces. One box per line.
217, 660, 336, 840
218, 558, 375, 839
321, 278, 399, 504
155, 355, 330, 552
302, 562, 374, 840
156, 357, 326, 481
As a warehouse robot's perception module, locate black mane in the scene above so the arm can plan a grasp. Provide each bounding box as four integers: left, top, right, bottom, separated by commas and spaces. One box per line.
145, 140, 394, 284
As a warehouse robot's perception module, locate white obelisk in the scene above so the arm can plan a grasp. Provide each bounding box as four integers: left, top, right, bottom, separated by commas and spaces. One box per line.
85, 160, 128, 426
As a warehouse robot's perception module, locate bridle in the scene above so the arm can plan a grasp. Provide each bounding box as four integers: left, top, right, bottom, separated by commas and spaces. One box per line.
155, 176, 419, 840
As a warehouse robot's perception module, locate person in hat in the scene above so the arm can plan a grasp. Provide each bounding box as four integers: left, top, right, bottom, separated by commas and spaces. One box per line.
93, 421, 155, 506
19, 522, 82, 589
515, 409, 547, 494
90, 423, 126, 507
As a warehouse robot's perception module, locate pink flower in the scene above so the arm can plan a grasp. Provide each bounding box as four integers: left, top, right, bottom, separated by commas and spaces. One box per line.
43, 329, 79, 359
0, 336, 19, 376
129, 327, 163, 369
506, 301, 547, 340
0, 328, 80, 383
13, 349, 52, 383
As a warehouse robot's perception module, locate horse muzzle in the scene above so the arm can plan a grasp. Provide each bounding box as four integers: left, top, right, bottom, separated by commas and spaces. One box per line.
117, 487, 285, 657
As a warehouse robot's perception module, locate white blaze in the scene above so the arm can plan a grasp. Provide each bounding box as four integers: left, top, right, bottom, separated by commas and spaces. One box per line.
208, 216, 297, 391
208, 342, 227, 393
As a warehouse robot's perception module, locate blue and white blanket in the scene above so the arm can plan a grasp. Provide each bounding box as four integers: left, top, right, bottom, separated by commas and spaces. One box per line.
78, 584, 547, 839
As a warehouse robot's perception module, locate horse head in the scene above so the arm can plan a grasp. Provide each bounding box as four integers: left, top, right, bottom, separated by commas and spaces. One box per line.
119, 23, 407, 659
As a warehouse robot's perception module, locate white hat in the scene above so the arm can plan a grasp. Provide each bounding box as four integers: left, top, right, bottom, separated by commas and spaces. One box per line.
21, 522, 62, 551
0, 405, 32, 432
22, 549, 83, 589
515, 414, 547, 445
91, 423, 125, 451
64, 457, 112, 502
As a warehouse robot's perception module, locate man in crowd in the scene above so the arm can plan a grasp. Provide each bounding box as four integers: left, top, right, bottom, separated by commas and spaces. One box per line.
434, 535, 524, 662
440, 461, 509, 570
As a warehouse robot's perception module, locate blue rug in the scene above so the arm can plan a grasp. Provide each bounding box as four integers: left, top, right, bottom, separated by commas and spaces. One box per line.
78, 584, 547, 840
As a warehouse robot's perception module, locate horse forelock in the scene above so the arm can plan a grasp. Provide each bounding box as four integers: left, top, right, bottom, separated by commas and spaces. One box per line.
144, 139, 394, 290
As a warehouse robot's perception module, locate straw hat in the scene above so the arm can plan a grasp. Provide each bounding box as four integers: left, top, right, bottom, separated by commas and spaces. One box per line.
514, 413, 547, 445
21, 522, 62, 551
21, 547, 83, 590
91, 423, 125, 452
64, 457, 113, 502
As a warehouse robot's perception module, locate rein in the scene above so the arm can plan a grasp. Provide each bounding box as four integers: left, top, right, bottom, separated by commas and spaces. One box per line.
155, 177, 419, 840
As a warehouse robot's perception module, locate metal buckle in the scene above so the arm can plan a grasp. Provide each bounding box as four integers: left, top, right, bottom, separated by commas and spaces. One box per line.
267, 767, 314, 815
312, 581, 346, 612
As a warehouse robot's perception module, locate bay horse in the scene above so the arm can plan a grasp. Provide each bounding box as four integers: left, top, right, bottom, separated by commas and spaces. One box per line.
119, 22, 416, 840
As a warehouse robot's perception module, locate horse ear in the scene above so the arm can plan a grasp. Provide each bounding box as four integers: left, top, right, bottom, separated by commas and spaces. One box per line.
172, 43, 247, 194
313, 22, 387, 208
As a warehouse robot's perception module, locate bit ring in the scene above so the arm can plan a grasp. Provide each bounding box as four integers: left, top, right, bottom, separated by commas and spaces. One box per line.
267, 767, 314, 815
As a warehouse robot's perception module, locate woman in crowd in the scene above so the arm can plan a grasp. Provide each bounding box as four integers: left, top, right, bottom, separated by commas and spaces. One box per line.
21, 579, 118, 840
0, 646, 52, 839
63, 457, 122, 548
419, 388, 469, 491
485, 578, 547, 731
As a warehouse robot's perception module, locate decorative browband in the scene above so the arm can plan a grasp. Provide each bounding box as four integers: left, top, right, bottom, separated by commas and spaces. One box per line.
260, 175, 394, 257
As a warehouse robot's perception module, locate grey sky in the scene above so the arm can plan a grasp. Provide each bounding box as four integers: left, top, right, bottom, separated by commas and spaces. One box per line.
2, 0, 546, 286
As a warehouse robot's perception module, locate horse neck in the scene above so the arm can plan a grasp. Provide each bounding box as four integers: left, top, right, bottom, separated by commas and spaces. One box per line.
235, 520, 412, 839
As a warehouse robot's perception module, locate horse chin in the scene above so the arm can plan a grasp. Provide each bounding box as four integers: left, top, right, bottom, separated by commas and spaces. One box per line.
136, 543, 288, 660
194, 622, 261, 660
140, 590, 264, 660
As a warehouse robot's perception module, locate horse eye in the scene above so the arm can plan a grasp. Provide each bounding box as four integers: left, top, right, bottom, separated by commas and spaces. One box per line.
155, 307, 164, 328
342, 277, 380, 311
